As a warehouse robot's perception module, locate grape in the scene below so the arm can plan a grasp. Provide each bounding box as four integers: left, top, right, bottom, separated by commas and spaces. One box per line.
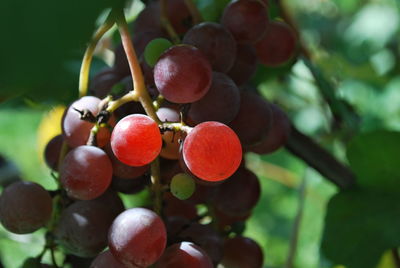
154, 45, 212, 103
183, 22, 237, 73
227, 44, 258, 86
89, 68, 123, 98
249, 104, 291, 154
157, 107, 184, 160
90, 250, 125, 268
178, 223, 224, 265
255, 20, 297, 66
164, 192, 198, 220
170, 173, 196, 200
160, 158, 184, 183
55, 191, 124, 257
111, 114, 162, 167
214, 167, 260, 217
187, 72, 240, 125
182, 121, 242, 182
0, 181, 52, 234
108, 208, 167, 268
144, 38, 173, 67
221, 236, 264, 268
164, 216, 191, 239
229, 91, 273, 147
44, 134, 64, 171
62, 96, 111, 148
221, 0, 268, 43
60, 145, 112, 200
155, 242, 213, 268
104, 144, 149, 179
214, 206, 251, 229
111, 175, 151, 194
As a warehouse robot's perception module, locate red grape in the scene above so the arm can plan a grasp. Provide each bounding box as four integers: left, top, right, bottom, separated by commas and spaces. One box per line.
221, 236, 264, 268
108, 208, 167, 268
60, 145, 112, 200
111, 114, 162, 167
182, 122, 242, 182
44, 134, 64, 171
255, 20, 297, 66
90, 250, 126, 268
221, 0, 268, 43
227, 44, 258, 86
155, 242, 213, 268
0, 181, 52, 234
154, 45, 212, 103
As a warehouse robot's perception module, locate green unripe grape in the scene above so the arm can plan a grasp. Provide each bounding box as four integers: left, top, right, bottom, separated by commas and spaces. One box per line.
170, 173, 196, 200
144, 38, 173, 67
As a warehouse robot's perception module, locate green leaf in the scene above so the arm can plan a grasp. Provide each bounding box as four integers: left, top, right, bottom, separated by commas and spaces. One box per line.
347, 130, 400, 193
322, 190, 400, 268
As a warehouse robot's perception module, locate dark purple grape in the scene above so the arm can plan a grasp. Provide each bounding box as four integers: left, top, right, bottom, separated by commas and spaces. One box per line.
0, 181, 52, 234
89, 68, 123, 98
55, 191, 124, 257
62, 96, 111, 148
214, 206, 251, 230
214, 167, 260, 217
178, 223, 224, 265
154, 45, 212, 103
249, 104, 291, 154
229, 91, 273, 147
60, 145, 112, 200
255, 20, 297, 66
155, 242, 213, 268
183, 22, 237, 73
227, 44, 258, 86
90, 250, 125, 268
221, 236, 264, 268
44, 134, 64, 171
163, 192, 198, 220
221, 0, 268, 43
111, 175, 151, 194
108, 208, 167, 268
188, 72, 240, 124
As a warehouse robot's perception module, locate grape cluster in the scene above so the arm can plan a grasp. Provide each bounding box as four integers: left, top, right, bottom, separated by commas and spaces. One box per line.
0, 0, 295, 267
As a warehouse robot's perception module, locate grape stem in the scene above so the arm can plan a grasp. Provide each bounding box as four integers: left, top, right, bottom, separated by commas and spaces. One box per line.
160, 0, 181, 44
184, 0, 203, 24
160, 122, 192, 134
78, 11, 115, 98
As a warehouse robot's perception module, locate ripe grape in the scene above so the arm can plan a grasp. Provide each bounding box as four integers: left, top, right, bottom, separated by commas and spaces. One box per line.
108, 208, 167, 268
0, 181, 52, 234
55, 191, 124, 257
221, 0, 268, 43
144, 38, 173, 67
111, 175, 151, 194
182, 121, 242, 182
44, 134, 64, 171
155, 242, 213, 268
89, 68, 123, 98
187, 72, 240, 125
170, 173, 195, 200
60, 145, 112, 200
214, 167, 260, 217
90, 250, 125, 268
229, 91, 273, 147
154, 45, 212, 103
255, 20, 297, 66
157, 107, 183, 160
164, 192, 198, 220
249, 104, 291, 154
221, 236, 264, 268
62, 96, 111, 148
227, 44, 258, 86
183, 22, 237, 73
111, 114, 162, 166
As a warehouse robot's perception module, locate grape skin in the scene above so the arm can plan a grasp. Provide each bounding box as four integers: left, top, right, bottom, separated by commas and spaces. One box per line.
44, 134, 64, 171
227, 43, 258, 86
60, 145, 113, 200
221, 236, 264, 268
0, 181, 52, 234
154, 45, 212, 103
111, 114, 162, 167
183, 22, 237, 73
155, 242, 213, 268
108, 208, 167, 268
182, 121, 242, 182
170, 173, 195, 200
90, 250, 126, 268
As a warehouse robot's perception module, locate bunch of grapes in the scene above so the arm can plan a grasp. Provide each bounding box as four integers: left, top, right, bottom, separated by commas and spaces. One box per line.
0, 0, 295, 267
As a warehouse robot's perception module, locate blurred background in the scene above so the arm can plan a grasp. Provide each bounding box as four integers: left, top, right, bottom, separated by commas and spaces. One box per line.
0, 0, 399, 267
